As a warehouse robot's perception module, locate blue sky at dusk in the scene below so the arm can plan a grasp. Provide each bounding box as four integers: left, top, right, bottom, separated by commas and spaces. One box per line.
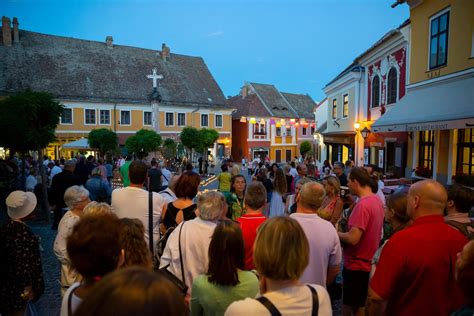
2, 0, 409, 101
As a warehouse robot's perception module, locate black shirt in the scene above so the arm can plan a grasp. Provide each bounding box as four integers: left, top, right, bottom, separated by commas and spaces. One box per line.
148, 168, 162, 192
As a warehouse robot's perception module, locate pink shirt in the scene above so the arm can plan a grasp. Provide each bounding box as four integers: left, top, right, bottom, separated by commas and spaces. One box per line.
344, 194, 384, 272
291, 213, 342, 287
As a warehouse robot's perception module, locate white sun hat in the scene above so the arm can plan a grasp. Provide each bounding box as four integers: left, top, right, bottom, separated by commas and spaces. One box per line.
6, 190, 37, 220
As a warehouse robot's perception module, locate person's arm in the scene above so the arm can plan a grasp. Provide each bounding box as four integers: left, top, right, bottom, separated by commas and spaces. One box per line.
326, 264, 340, 285
366, 287, 387, 316
330, 198, 344, 226
338, 227, 363, 246
190, 280, 204, 316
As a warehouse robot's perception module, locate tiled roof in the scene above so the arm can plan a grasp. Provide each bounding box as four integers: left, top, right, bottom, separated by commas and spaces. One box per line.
280, 92, 316, 120
249, 83, 299, 118
228, 94, 270, 119
0, 30, 228, 108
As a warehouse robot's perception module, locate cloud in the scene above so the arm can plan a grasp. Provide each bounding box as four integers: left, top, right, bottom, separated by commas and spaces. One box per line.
207, 30, 224, 37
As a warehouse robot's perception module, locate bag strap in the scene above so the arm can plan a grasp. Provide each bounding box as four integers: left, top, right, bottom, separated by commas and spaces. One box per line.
148, 190, 154, 255
256, 296, 281, 316
256, 285, 319, 316
178, 222, 186, 285
67, 285, 79, 316
307, 285, 319, 316
446, 219, 472, 238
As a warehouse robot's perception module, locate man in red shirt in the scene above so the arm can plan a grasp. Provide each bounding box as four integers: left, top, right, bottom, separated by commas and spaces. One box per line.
338, 167, 384, 316
236, 182, 267, 270
367, 180, 468, 316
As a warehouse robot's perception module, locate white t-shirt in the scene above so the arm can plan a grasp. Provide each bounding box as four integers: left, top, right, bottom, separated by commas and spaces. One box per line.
161, 168, 172, 186
49, 165, 63, 183
290, 213, 342, 287
159, 217, 217, 294
289, 168, 298, 178
111, 186, 164, 249
60, 282, 82, 316
225, 284, 332, 316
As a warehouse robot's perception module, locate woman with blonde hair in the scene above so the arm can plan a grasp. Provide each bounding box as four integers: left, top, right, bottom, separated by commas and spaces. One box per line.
83, 201, 112, 216
318, 176, 344, 225
269, 168, 287, 217
225, 217, 332, 315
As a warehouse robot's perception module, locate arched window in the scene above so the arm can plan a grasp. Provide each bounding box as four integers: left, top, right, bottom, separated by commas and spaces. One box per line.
372, 76, 380, 108
387, 67, 398, 104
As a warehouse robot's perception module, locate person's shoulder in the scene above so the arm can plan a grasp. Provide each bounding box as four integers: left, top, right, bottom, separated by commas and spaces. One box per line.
225, 298, 264, 316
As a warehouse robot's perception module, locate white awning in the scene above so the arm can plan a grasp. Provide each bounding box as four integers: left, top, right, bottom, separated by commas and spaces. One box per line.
372, 75, 474, 132
62, 138, 90, 149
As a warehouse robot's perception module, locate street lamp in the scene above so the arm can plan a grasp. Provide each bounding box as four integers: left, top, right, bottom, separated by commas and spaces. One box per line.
360, 127, 371, 139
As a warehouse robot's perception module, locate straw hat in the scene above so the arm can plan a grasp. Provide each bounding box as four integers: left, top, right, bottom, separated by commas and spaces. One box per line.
6, 190, 37, 220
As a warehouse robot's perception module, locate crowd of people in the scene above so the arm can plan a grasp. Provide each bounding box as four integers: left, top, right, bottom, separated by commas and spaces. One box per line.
0, 152, 473, 316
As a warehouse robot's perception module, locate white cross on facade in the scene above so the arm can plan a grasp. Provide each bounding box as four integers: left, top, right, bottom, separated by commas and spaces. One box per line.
146, 68, 163, 88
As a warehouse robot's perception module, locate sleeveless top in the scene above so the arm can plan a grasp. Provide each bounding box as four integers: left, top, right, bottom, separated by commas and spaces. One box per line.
317, 196, 340, 221
163, 202, 197, 230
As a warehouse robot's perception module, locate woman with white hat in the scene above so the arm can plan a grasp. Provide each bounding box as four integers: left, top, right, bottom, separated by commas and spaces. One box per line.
0, 190, 44, 316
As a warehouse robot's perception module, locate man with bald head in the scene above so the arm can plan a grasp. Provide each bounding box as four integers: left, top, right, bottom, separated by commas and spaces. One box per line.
367, 180, 468, 316
290, 182, 342, 287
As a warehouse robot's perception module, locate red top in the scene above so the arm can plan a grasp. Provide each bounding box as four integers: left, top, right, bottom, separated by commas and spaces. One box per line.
370, 215, 468, 316
236, 213, 267, 270
344, 194, 384, 271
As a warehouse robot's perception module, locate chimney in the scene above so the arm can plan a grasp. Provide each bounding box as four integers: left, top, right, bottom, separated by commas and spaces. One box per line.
240, 85, 248, 98
106, 36, 113, 48
12, 17, 19, 44
2, 16, 12, 47
161, 43, 170, 61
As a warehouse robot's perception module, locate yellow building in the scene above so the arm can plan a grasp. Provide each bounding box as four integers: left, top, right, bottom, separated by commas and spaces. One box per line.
0, 17, 233, 160
374, 0, 474, 183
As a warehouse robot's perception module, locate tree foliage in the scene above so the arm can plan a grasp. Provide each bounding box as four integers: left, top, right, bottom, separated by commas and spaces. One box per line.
88, 128, 118, 157
179, 126, 200, 151
198, 128, 220, 153
299, 141, 312, 156
161, 138, 177, 160
0, 91, 64, 151
125, 129, 162, 159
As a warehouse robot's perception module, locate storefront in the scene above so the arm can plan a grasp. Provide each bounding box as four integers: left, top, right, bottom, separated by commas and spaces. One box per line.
323, 134, 355, 164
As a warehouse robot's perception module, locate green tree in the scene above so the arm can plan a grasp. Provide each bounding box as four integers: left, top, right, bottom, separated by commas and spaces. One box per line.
198, 128, 219, 154
299, 141, 312, 157
0, 91, 64, 221
161, 138, 177, 161
125, 129, 162, 159
179, 126, 201, 156
88, 128, 118, 158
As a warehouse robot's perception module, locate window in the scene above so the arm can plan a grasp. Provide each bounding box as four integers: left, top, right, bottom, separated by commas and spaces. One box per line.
177, 113, 186, 126
332, 99, 337, 119
85, 109, 96, 125
343, 94, 349, 118
99, 109, 110, 125
418, 131, 435, 175
276, 127, 281, 136
302, 127, 307, 135
311, 126, 315, 135
215, 114, 223, 128
387, 67, 398, 104
456, 128, 474, 176
372, 76, 380, 108
165, 112, 174, 126
120, 110, 130, 125
286, 127, 292, 137
143, 111, 152, 126
201, 114, 209, 127
430, 10, 449, 69
61, 108, 72, 124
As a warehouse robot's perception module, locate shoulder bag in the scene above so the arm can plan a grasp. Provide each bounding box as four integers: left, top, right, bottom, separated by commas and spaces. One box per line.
256, 285, 319, 316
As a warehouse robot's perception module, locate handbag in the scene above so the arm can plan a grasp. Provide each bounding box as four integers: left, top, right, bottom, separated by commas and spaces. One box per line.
158, 222, 188, 295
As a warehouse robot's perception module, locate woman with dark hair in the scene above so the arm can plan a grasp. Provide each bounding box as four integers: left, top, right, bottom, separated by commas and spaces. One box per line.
74, 267, 186, 316
191, 221, 258, 316
269, 168, 287, 217
224, 175, 247, 220
161, 171, 200, 231
269, 163, 279, 180
370, 192, 411, 277
59, 213, 124, 316
119, 218, 153, 269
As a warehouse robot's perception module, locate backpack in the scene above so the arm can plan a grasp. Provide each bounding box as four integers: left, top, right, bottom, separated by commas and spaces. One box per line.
446, 219, 474, 240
